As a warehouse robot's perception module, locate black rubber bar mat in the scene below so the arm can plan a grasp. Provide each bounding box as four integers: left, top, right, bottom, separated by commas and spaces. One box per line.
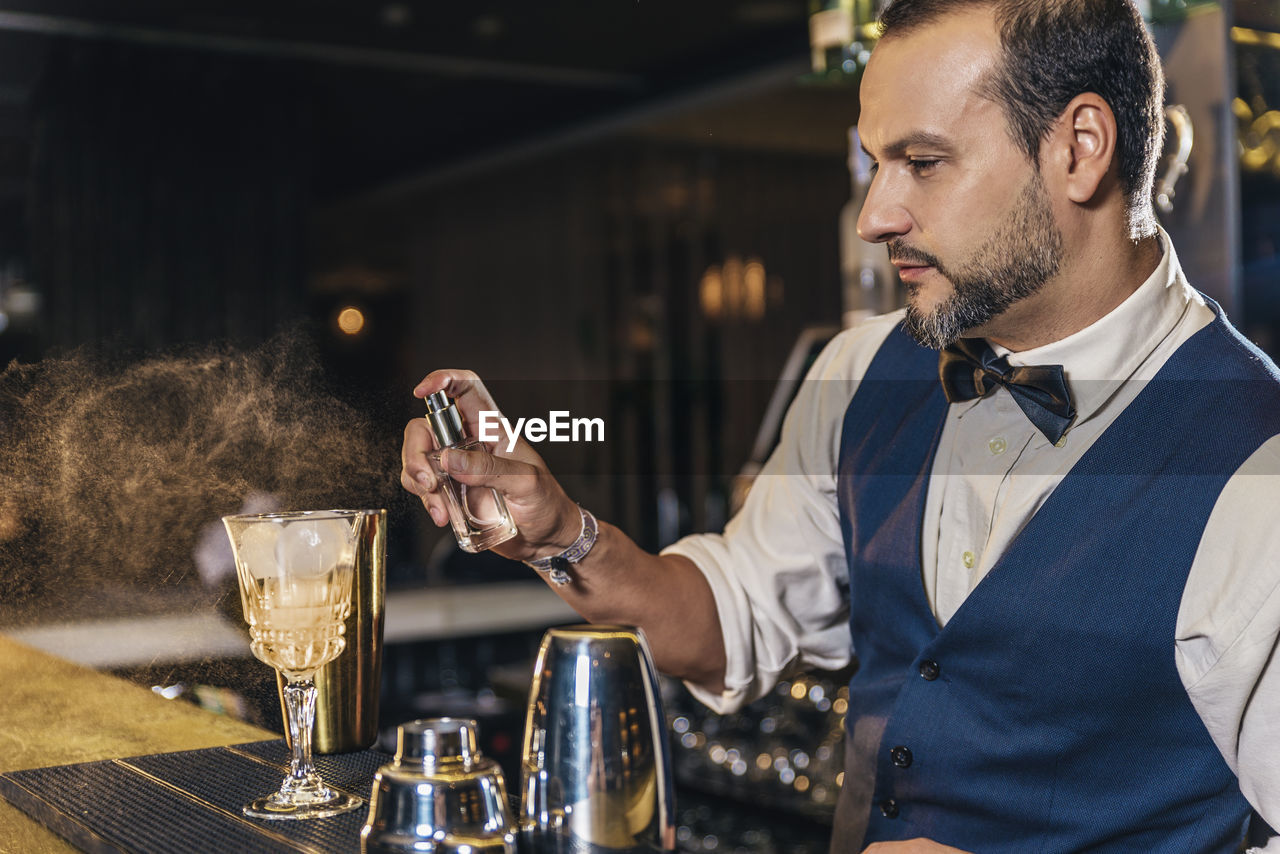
0, 740, 390, 853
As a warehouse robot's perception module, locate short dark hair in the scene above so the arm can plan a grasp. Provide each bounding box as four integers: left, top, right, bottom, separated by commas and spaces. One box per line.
878, 0, 1165, 237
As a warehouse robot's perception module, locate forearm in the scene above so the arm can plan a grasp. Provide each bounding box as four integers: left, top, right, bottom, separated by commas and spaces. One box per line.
542, 519, 727, 692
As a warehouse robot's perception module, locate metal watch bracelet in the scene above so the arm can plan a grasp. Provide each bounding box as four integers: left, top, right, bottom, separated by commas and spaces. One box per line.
524, 505, 598, 586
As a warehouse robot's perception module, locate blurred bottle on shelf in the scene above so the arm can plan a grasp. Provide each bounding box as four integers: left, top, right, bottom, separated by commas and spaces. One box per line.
662, 669, 850, 823
807, 0, 883, 82
839, 127, 900, 328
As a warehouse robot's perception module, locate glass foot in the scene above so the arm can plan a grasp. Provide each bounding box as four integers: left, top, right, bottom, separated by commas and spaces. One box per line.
243, 789, 363, 821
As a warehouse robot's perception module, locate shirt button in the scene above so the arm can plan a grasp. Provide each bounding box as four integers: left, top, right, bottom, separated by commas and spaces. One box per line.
919, 659, 940, 681
1055, 435, 1067, 448
880, 798, 899, 818
988, 436, 1007, 455
962, 550, 975, 569
890, 746, 913, 768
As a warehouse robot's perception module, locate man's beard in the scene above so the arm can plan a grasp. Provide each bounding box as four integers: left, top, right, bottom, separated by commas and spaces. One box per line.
895, 172, 1064, 350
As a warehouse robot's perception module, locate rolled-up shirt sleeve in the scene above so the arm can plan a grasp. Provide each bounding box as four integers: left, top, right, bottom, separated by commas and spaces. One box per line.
662, 315, 901, 713
1178, 434, 1280, 847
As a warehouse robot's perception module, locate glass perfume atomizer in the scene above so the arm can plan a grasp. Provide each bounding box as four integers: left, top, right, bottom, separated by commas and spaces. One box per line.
424, 391, 519, 553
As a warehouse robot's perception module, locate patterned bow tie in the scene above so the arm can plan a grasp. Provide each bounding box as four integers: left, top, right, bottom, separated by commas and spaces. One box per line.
938, 338, 1077, 445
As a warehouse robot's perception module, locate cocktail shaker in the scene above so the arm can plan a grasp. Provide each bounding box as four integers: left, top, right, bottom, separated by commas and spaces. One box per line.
361, 718, 517, 854
520, 625, 676, 853
277, 507, 386, 753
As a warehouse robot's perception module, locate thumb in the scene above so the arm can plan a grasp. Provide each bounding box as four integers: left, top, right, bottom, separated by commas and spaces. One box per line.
442, 447, 535, 494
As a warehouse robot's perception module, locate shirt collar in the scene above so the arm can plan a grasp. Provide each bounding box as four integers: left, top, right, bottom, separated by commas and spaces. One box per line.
993, 226, 1200, 429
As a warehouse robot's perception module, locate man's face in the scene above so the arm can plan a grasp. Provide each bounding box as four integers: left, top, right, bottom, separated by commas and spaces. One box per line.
857, 8, 1065, 349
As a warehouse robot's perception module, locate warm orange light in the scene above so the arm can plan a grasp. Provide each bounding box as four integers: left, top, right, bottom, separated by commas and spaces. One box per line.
744, 258, 766, 320
337, 306, 366, 336
700, 266, 724, 320
701, 255, 775, 321
723, 256, 745, 315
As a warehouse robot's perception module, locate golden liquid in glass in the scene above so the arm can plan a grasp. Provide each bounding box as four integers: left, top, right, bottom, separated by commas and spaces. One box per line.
243, 573, 352, 678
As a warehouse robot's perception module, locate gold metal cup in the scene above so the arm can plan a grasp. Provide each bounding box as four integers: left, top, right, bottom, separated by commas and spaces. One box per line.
278, 508, 386, 754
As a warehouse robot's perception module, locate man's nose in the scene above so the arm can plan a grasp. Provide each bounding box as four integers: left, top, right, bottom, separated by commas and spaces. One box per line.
857, 175, 910, 244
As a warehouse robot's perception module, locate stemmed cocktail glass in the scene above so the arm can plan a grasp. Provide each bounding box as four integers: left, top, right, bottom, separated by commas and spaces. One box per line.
222, 509, 365, 820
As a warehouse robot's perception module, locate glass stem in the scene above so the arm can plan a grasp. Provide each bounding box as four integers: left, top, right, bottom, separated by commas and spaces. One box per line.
283, 676, 319, 787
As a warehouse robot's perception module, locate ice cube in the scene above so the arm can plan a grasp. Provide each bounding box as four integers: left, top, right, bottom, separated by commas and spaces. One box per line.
275, 517, 354, 577
234, 521, 279, 579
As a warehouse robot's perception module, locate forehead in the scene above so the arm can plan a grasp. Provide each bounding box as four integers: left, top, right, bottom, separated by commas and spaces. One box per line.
858, 7, 1005, 151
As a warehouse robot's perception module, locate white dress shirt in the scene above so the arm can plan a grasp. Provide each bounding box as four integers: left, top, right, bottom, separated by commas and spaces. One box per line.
664, 231, 1280, 845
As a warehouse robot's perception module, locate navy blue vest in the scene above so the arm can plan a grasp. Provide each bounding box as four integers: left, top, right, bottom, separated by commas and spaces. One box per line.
835, 308, 1280, 852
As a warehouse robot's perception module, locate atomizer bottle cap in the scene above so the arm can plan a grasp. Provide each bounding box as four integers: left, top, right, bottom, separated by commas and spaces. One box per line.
424, 391, 467, 448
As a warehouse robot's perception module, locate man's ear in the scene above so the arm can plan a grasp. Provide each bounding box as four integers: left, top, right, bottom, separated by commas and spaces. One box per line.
1045, 92, 1117, 205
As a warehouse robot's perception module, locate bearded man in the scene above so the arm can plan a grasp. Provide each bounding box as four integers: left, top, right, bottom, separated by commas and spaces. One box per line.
402, 1, 1280, 850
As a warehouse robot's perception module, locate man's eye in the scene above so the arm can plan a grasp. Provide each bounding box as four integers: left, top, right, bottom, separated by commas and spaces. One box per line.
908, 158, 941, 174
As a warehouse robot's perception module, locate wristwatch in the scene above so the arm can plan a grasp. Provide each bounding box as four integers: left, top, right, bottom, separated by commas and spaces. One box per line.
524, 505, 598, 586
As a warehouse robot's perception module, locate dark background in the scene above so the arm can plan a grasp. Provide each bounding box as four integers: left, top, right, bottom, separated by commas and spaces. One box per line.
0, 0, 868, 579
0, 0, 1275, 581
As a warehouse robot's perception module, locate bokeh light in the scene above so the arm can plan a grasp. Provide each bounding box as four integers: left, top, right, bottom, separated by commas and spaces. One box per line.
336, 306, 366, 336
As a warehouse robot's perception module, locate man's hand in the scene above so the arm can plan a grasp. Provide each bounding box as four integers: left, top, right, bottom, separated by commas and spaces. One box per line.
862, 841, 972, 854
400, 369, 581, 562
400, 370, 729, 690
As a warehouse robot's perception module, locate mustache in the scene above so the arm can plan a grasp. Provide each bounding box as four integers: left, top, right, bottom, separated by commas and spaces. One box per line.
887, 239, 942, 268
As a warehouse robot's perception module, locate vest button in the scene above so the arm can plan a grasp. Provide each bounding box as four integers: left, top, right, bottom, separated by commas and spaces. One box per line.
890, 745, 913, 768
919, 659, 940, 681
879, 798, 899, 818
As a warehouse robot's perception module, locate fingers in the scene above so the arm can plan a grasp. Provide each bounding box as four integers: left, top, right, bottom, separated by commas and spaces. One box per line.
410, 370, 526, 458
401, 418, 438, 489
439, 447, 540, 497
398, 423, 446, 527
439, 447, 580, 557
400, 417, 541, 529
402, 414, 539, 487
398, 465, 436, 497
420, 492, 450, 528
403, 370, 568, 547
412, 369, 494, 409
397, 466, 448, 527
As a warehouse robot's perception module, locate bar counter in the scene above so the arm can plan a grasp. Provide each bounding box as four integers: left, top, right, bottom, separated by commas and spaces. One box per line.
0, 634, 271, 852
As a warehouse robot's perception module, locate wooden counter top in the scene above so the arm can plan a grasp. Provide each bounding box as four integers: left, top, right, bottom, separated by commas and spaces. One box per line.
0, 635, 272, 852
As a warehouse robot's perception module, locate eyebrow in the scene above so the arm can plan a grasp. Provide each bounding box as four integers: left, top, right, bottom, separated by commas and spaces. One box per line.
861, 131, 957, 159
